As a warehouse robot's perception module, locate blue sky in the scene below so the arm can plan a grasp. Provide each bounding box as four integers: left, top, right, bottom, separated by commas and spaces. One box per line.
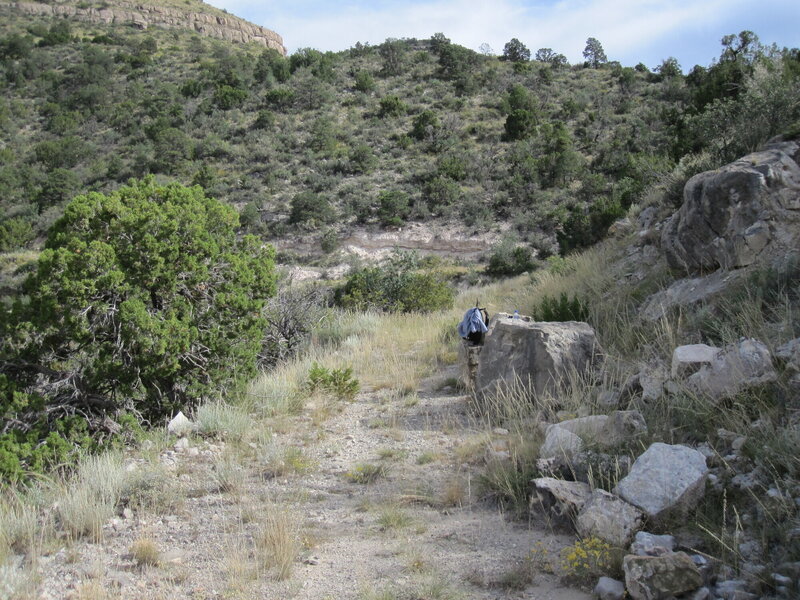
207, 0, 800, 70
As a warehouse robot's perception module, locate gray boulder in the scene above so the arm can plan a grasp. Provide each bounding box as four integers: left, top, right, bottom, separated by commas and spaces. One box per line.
661, 141, 800, 273
530, 477, 591, 525
616, 443, 708, 521
641, 270, 743, 322
475, 317, 601, 399
576, 489, 645, 547
539, 425, 584, 461
686, 338, 776, 401
776, 338, 800, 372
624, 552, 703, 600
594, 576, 626, 600
552, 415, 608, 441
167, 411, 194, 436
672, 344, 718, 379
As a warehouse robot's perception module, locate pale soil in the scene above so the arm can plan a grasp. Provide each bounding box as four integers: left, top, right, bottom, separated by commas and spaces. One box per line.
34, 371, 591, 600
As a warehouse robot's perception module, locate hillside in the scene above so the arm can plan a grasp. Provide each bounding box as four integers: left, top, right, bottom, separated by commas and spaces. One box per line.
2, 4, 796, 270
1, 3, 800, 599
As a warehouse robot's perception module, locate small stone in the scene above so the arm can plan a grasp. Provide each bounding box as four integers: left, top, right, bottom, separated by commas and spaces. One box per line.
186, 447, 200, 457
596, 390, 621, 408
161, 549, 186, 564
174, 437, 190, 451
593, 576, 625, 600
304, 556, 320, 565
688, 587, 710, 600
123, 508, 134, 520
731, 436, 747, 451
539, 425, 584, 461
492, 427, 509, 436
772, 573, 792, 586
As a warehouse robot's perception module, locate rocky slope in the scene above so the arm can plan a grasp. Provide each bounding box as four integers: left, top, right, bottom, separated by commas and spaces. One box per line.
0, 0, 285, 52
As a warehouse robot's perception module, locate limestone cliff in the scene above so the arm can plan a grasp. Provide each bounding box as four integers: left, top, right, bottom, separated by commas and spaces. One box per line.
1, 0, 285, 54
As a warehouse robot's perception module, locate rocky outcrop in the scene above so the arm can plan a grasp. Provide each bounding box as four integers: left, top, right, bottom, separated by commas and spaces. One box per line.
616, 442, 708, 522
474, 316, 601, 399
662, 140, 800, 273
2, 1, 285, 53
529, 477, 591, 525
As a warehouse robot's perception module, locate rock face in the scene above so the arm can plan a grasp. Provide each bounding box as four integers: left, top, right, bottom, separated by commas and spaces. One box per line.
575, 489, 645, 547
624, 552, 703, 600
616, 443, 708, 521
475, 317, 600, 399
685, 338, 776, 401
2, 1, 286, 53
662, 140, 800, 273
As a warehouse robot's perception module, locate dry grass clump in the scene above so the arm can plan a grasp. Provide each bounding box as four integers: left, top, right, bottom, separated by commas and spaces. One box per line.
195, 400, 252, 442
253, 507, 302, 581
345, 463, 388, 484
376, 505, 413, 531
213, 452, 247, 494
130, 537, 161, 567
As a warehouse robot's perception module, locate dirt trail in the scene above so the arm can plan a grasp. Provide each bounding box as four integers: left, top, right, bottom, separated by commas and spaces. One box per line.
36, 372, 591, 600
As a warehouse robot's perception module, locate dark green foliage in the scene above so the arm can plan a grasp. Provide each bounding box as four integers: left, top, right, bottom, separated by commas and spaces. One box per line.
410, 109, 440, 140
377, 190, 410, 227
213, 84, 248, 109
289, 191, 335, 227
502, 38, 530, 63
335, 252, 454, 313
485, 239, 536, 277
264, 87, 295, 110
504, 109, 537, 141
36, 167, 80, 209
535, 48, 568, 68
1, 178, 276, 437
253, 108, 275, 129
583, 37, 607, 68
378, 94, 407, 117
306, 363, 359, 401
533, 292, 589, 322
379, 38, 407, 76
347, 144, 377, 174
0, 217, 34, 251
423, 176, 461, 211
353, 69, 375, 92
557, 196, 625, 253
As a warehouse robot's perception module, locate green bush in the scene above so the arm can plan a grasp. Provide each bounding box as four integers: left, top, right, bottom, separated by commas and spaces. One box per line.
289, 192, 335, 227
485, 239, 536, 277
378, 95, 407, 117
306, 363, 359, 401
376, 190, 410, 227
1, 178, 276, 436
532, 292, 588, 322
335, 252, 454, 313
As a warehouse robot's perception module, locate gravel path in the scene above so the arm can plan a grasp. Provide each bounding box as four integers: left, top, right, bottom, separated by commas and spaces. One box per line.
35, 375, 591, 600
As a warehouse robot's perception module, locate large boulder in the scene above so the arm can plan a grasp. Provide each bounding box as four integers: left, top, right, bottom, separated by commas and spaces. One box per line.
475, 316, 601, 399
686, 338, 776, 401
553, 411, 647, 449
576, 489, 645, 547
616, 443, 708, 521
624, 552, 703, 600
661, 141, 800, 274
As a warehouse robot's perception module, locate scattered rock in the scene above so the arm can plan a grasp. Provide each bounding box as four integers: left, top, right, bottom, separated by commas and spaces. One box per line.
475, 317, 601, 399
596, 390, 621, 409
686, 338, 777, 401
174, 437, 190, 451
593, 576, 625, 600
630, 532, 675, 557
624, 552, 703, 600
168, 411, 194, 436
551, 415, 608, 442
616, 442, 708, 521
671, 344, 718, 379
530, 477, 592, 525
576, 489, 644, 547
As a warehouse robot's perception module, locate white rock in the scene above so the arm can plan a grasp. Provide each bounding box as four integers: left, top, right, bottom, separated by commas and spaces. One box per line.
167, 411, 194, 436
174, 437, 190, 451
616, 442, 708, 521
630, 531, 676, 556
530, 477, 592, 524
672, 344, 718, 379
